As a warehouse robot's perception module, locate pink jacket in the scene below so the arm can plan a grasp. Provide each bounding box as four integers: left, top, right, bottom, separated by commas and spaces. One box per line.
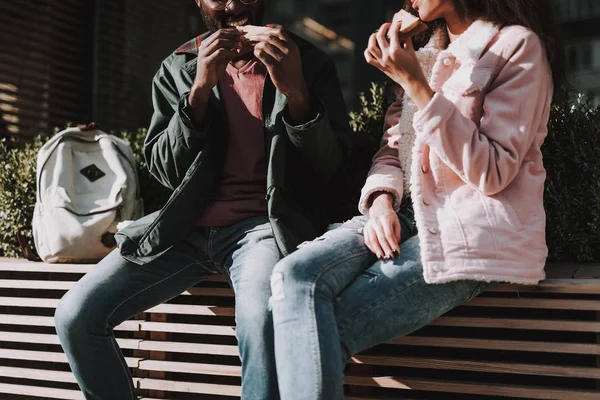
359, 20, 553, 285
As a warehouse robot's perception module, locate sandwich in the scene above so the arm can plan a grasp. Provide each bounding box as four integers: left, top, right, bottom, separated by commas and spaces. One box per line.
389, 10, 428, 42
237, 25, 280, 56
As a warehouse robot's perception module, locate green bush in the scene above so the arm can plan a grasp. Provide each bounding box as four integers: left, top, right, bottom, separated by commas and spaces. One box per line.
0, 85, 599, 262
544, 95, 600, 262
0, 137, 45, 259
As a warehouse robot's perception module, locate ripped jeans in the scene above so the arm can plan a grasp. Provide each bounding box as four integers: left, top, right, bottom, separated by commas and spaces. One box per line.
270, 214, 489, 400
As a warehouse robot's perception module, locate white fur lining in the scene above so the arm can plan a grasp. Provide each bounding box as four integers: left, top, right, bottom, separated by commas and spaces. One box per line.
446, 20, 500, 65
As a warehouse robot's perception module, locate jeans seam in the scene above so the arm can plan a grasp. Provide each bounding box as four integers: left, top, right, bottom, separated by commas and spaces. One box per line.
110, 335, 137, 399
101, 260, 203, 398
306, 248, 371, 399
106, 261, 202, 327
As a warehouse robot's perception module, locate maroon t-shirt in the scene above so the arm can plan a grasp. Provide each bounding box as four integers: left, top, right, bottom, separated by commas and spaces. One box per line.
196, 60, 269, 227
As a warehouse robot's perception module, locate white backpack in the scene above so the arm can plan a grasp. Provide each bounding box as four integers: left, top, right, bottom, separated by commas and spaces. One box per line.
32, 125, 144, 263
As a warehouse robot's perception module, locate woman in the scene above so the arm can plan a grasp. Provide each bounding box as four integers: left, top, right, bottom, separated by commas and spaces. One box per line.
269, 0, 563, 399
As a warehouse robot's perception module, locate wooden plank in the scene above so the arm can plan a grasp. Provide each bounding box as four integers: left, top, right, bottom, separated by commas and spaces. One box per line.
139, 360, 241, 377
491, 280, 600, 294
544, 264, 582, 279
140, 322, 236, 336
138, 378, 241, 397
0, 348, 140, 368
0, 382, 84, 400
575, 265, 600, 279
467, 297, 600, 311
0, 366, 141, 387
432, 317, 600, 332
0, 258, 92, 273
0, 279, 74, 290
388, 336, 600, 355
0, 331, 141, 349
0, 297, 59, 308
146, 303, 235, 317
0, 314, 140, 332
344, 375, 600, 399
139, 341, 239, 357
183, 287, 234, 297
0, 365, 77, 383
350, 355, 600, 379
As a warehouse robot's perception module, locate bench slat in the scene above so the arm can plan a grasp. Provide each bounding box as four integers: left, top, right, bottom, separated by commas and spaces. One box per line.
146, 304, 235, 317
350, 355, 600, 379
139, 360, 241, 376
0, 365, 77, 383
0, 314, 140, 331
0, 296, 59, 308
344, 375, 599, 400
0, 382, 84, 400
0, 279, 74, 290
490, 280, 600, 294
139, 340, 239, 357
0, 331, 141, 349
389, 336, 600, 355
183, 287, 234, 297
467, 297, 600, 311
432, 317, 600, 332
139, 322, 235, 336
0, 348, 141, 368
138, 378, 241, 396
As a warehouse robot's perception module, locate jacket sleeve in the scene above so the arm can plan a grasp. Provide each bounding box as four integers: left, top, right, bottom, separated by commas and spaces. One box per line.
144, 58, 214, 190
412, 31, 553, 196
358, 86, 405, 215
283, 56, 352, 183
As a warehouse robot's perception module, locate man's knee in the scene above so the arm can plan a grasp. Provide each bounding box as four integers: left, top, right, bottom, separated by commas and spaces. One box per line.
235, 301, 273, 341
54, 291, 88, 341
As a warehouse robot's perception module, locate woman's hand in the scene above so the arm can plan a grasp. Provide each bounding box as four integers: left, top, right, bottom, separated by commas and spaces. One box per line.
364, 21, 435, 109
364, 192, 402, 259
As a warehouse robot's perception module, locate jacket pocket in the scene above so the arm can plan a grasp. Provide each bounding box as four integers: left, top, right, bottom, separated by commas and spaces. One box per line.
492, 192, 524, 232
443, 66, 494, 96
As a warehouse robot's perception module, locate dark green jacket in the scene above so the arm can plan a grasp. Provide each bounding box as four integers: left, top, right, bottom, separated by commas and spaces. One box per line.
115, 32, 352, 265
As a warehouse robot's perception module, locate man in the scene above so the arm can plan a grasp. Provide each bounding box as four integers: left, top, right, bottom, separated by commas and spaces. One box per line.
54, 0, 351, 399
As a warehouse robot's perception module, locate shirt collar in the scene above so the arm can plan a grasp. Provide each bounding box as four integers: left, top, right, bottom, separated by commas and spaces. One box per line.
445, 20, 500, 64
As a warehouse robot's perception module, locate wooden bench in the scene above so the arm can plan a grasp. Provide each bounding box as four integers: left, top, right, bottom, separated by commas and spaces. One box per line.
1, 257, 599, 399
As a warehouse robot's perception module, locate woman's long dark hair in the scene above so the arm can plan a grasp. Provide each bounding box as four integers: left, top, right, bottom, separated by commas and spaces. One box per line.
404, 0, 566, 100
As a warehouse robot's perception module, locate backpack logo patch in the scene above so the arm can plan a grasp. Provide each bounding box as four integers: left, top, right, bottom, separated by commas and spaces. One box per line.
80, 164, 106, 182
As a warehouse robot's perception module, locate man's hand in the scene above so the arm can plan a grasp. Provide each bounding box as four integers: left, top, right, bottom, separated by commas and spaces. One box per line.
364, 192, 401, 259
188, 29, 242, 124
250, 27, 312, 125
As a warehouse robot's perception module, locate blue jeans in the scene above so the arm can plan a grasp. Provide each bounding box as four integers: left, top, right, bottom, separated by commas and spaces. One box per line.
55, 216, 280, 400
270, 215, 488, 400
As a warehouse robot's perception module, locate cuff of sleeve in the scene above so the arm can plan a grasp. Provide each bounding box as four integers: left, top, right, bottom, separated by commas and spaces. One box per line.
179, 92, 209, 134
359, 174, 404, 215
412, 92, 453, 140
283, 98, 326, 140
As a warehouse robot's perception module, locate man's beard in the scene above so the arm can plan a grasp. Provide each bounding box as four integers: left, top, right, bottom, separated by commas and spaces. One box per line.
200, 2, 265, 33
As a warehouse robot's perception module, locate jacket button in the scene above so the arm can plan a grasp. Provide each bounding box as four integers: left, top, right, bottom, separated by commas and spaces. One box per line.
428, 226, 439, 235
265, 194, 271, 201
443, 58, 452, 66
421, 165, 428, 173
423, 199, 431, 206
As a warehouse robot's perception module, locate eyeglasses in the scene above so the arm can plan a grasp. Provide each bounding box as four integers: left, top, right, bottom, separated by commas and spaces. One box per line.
210, 0, 258, 11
